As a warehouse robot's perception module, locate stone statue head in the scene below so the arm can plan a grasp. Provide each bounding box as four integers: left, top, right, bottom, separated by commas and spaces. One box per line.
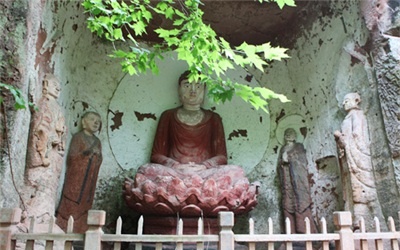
178, 70, 206, 108
42, 74, 60, 99
284, 128, 297, 143
342, 92, 360, 112
82, 111, 102, 135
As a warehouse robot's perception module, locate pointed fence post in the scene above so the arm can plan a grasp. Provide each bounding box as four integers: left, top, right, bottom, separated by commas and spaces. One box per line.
333, 211, 354, 250
84, 210, 106, 250
218, 212, 234, 250
0, 208, 22, 250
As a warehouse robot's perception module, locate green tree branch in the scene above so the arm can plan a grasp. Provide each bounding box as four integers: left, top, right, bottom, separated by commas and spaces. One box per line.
83, 0, 294, 112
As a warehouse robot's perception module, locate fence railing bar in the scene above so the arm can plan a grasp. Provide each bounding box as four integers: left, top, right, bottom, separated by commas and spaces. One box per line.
196, 217, 204, 250
101, 234, 219, 242
388, 217, 399, 250
45, 216, 55, 250
219, 212, 234, 250
67, 216, 74, 233
334, 211, 354, 250
64, 216, 74, 250
353, 232, 400, 240
284, 217, 293, 250
320, 217, 330, 250
84, 210, 105, 250
267, 217, 274, 250
15, 232, 84, 241
248, 217, 255, 250
305, 217, 313, 250
235, 233, 340, 242
176, 218, 183, 250
135, 215, 143, 250
359, 217, 368, 250
48, 216, 55, 233
26, 216, 35, 250
198, 217, 203, 235
113, 216, 122, 250
374, 216, 384, 250
320, 217, 328, 249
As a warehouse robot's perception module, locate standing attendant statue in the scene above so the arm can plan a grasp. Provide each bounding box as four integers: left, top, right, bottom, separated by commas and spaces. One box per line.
25, 74, 66, 221
56, 111, 103, 233
334, 93, 385, 230
277, 128, 317, 234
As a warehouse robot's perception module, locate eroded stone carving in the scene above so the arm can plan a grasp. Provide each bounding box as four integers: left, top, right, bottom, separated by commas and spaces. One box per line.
334, 93, 385, 230
278, 128, 317, 234
27, 74, 65, 168
56, 111, 103, 233
24, 74, 66, 220
124, 71, 259, 219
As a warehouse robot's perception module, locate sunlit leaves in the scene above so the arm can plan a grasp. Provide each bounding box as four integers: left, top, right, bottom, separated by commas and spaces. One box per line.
0, 82, 32, 110
82, 0, 295, 111
259, 0, 296, 9
276, 0, 296, 9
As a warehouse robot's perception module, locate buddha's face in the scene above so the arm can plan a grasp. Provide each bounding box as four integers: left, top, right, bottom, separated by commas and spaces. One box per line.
284, 129, 296, 143
47, 79, 61, 98
82, 113, 101, 134
342, 94, 359, 111
178, 79, 205, 107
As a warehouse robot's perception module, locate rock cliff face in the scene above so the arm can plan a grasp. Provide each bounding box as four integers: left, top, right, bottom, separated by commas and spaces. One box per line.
360, 0, 400, 224
0, 0, 30, 209
1, 0, 400, 236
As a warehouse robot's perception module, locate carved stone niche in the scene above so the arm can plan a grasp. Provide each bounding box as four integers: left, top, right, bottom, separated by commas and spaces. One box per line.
315, 155, 342, 233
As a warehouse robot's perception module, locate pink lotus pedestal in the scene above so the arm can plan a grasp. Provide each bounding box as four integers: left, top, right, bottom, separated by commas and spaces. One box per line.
123, 166, 259, 235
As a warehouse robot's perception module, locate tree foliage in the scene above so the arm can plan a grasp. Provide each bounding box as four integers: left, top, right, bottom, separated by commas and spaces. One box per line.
82, 0, 294, 112
0, 82, 31, 110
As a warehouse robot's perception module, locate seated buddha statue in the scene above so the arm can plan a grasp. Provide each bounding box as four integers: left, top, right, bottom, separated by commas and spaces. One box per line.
123, 71, 259, 217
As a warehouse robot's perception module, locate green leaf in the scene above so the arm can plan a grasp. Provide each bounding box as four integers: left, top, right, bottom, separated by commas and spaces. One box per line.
82, 1, 94, 10
157, 2, 168, 11
175, 9, 186, 18
113, 49, 127, 58
110, 0, 121, 9
173, 18, 184, 26
263, 44, 289, 61
254, 87, 290, 102
113, 28, 124, 40
165, 7, 174, 19
142, 10, 152, 23
283, 0, 296, 7
125, 64, 137, 75
154, 28, 169, 38
0, 82, 27, 109
133, 21, 146, 36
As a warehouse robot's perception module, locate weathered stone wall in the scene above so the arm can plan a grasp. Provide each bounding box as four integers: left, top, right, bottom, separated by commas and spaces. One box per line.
248, 0, 400, 234
0, 0, 30, 210
1, 0, 400, 240
360, 0, 400, 221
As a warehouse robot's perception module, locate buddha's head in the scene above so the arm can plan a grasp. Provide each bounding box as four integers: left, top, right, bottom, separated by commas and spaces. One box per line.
342, 92, 360, 112
178, 71, 206, 110
43, 74, 61, 99
82, 111, 102, 135
284, 128, 297, 144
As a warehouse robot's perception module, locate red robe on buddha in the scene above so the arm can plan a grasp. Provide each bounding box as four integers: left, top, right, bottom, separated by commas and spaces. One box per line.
151, 107, 227, 168
125, 107, 259, 217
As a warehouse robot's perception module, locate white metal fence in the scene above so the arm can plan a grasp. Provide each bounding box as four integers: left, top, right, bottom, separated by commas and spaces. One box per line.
1, 208, 400, 249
